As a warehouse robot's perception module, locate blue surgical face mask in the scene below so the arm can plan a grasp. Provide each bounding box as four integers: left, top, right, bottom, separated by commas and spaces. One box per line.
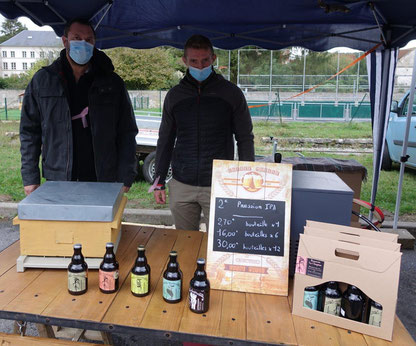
189, 65, 212, 82
69, 40, 94, 65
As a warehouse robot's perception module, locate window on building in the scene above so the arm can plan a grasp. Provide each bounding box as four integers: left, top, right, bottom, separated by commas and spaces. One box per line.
11, 51, 15, 57
11, 62, 16, 70
2, 51, 6, 58
30, 51, 35, 58
22, 62, 28, 70
39, 51, 45, 58
22, 51, 27, 58
3, 62, 7, 70
31, 63, 35, 68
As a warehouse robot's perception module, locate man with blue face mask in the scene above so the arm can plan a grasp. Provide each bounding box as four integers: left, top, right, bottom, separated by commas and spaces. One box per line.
20, 18, 138, 195
153, 35, 255, 231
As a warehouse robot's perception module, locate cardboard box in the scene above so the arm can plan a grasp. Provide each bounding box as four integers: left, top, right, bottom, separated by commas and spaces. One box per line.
292, 223, 402, 341
14, 196, 126, 258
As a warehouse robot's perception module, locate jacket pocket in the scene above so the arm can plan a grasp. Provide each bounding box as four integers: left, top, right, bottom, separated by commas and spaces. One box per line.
38, 88, 68, 123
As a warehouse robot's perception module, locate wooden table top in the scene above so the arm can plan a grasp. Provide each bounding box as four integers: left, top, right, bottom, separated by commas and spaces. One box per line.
0, 223, 414, 345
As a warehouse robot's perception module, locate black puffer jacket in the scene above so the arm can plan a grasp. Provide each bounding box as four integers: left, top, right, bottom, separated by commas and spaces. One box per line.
155, 71, 255, 186
20, 49, 138, 187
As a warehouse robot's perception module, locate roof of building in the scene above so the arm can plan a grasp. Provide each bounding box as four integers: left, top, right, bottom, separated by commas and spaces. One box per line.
0, 30, 62, 48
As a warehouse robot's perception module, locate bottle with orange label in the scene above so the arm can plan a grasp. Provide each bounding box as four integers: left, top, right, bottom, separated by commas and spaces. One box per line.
99, 242, 119, 294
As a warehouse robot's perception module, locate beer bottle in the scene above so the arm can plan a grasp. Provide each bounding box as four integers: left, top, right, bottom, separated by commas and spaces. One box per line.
99, 242, 119, 294
368, 300, 383, 327
322, 281, 342, 316
303, 286, 319, 310
131, 245, 151, 297
163, 251, 183, 303
189, 258, 210, 313
340, 285, 364, 321
68, 244, 88, 295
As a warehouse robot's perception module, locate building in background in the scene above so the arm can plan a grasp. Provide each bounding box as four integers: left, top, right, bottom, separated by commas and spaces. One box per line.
0, 30, 62, 77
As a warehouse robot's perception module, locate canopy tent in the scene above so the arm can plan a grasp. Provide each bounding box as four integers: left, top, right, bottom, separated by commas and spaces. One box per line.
1, 0, 416, 221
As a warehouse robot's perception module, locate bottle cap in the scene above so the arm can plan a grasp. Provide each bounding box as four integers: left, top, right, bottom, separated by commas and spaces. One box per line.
169, 250, 177, 256
197, 258, 205, 265
106, 242, 114, 248
138, 245, 145, 251
74, 243, 82, 249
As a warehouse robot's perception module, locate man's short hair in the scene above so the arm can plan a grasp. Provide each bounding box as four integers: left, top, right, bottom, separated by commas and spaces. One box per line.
63, 18, 96, 38
184, 35, 214, 56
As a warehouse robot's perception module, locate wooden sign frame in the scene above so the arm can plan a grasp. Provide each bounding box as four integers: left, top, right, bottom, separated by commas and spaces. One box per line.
206, 160, 292, 296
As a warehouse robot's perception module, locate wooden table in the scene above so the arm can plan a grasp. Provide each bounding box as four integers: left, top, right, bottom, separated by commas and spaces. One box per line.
0, 223, 414, 345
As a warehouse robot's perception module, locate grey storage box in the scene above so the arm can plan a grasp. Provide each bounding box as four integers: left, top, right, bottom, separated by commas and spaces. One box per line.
290, 171, 353, 276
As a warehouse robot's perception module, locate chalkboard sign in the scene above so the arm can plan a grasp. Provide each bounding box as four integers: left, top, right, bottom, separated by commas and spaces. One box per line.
213, 197, 285, 257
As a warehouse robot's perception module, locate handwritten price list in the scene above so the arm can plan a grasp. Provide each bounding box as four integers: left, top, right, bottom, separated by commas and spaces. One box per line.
213, 197, 285, 257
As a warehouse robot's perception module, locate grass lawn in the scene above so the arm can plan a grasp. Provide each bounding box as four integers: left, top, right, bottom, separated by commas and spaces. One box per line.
1, 119, 415, 218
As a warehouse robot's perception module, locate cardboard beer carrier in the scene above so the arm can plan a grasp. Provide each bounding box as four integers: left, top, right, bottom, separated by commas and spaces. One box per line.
292, 220, 402, 341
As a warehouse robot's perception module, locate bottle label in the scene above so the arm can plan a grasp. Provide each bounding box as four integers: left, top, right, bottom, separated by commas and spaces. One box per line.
189, 287, 207, 312
163, 278, 181, 301
131, 273, 149, 295
323, 297, 341, 316
340, 307, 346, 317
368, 306, 382, 327
68, 271, 87, 292
303, 290, 319, 310
99, 269, 119, 291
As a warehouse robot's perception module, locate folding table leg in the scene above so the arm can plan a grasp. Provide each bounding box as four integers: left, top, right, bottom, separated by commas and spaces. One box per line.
36, 323, 55, 338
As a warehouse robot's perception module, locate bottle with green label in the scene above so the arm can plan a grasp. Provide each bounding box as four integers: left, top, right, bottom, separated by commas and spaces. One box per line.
322, 281, 342, 316
131, 245, 151, 297
303, 286, 319, 310
368, 300, 383, 327
163, 251, 183, 303
68, 243, 88, 295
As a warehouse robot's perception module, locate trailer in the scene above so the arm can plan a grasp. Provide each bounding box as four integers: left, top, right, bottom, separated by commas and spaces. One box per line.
135, 115, 172, 183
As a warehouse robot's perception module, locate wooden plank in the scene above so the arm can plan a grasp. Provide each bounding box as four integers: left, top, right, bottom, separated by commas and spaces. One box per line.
364, 316, 416, 346
102, 228, 178, 326
179, 289, 222, 336
218, 291, 246, 340
140, 230, 203, 331
0, 331, 102, 345
0, 241, 20, 275
179, 231, 222, 336
41, 226, 149, 321
292, 314, 367, 346
0, 267, 43, 309
5, 270, 65, 313
246, 293, 297, 345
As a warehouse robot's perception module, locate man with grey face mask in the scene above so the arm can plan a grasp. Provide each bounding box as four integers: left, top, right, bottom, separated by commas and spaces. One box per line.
153, 35, 255, 231
20, 18, 138, 195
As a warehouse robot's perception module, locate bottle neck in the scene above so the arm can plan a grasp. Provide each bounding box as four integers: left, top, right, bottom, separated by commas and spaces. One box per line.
104, 247, 115, 262
136, 250, 147, 264
168, 256, 178, 271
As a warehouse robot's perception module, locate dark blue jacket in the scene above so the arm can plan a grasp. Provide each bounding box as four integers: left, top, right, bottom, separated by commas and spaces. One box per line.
155, 70, 254, 186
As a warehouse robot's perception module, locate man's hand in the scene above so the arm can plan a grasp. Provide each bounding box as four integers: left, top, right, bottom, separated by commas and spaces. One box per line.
123, 186, 130, 193
24, 184, 40, 196
154, 190, 166, 204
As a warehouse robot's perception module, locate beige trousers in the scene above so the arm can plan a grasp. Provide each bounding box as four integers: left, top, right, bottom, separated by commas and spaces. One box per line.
168, 178, 211, 231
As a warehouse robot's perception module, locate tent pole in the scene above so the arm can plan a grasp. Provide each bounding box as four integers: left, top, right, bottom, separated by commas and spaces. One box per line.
393, 52, 416, 228
370, 48, 391, 220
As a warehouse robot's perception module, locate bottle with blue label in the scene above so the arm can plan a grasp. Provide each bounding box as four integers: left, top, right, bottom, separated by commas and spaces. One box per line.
163, 251, 183, 303
303, 285, 319, 310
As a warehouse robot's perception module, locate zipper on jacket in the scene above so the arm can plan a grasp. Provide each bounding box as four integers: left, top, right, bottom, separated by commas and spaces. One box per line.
197, 86, 201, 185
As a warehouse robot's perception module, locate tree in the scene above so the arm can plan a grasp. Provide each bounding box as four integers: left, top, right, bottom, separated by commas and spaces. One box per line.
0, 19, 27, 43
105, 47, 180, 90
